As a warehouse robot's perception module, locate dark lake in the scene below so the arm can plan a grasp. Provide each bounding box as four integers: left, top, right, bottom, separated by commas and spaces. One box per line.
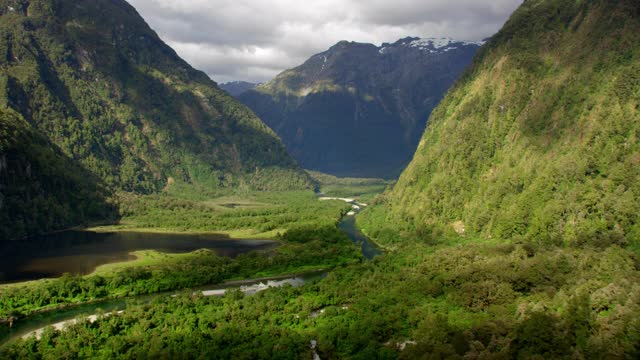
0, 231, 278, 284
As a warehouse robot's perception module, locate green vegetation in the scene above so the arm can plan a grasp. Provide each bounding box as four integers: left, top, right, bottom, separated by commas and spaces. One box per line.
0, 108, 117, 239
2, 240, 638, 358
0, 191, 359, 324
112, 190, 351, 238
0, 0, 311, 239
360, 0, 640, 249
2, 0, 640, 358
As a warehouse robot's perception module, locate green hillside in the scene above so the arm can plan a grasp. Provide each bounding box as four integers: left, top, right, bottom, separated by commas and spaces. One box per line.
0, 0, 312, 239
0, 108, 116, 239
361, 0, 640, 248
0, 0, 311, 195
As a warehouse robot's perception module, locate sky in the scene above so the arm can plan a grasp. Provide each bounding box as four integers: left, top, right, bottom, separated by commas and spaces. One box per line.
126, 0, 523, 84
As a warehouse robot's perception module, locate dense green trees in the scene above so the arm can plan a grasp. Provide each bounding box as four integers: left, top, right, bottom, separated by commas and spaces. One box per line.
359, 0, 640, 249
2, 241, 638, 358
0, 192, 358, 320
2, 0, 639, 358
306, 170, 392, 202
117, 191, 351, 236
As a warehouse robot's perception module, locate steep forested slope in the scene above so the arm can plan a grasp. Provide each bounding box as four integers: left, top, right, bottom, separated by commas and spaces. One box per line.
0, 0, 311, 195
361, 0, 640, 247
0, 108, 116, 239
239, 38, 481, 178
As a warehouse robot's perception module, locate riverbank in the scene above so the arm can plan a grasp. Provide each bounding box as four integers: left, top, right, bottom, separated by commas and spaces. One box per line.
1, 270, 326, 347
86, 224, 283, 240
0, 190, 378, 291
0, 232, 280, 286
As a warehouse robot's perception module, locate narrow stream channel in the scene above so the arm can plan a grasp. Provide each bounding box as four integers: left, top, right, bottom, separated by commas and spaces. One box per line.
339, 214, 382, 260
321, 195, 382, 260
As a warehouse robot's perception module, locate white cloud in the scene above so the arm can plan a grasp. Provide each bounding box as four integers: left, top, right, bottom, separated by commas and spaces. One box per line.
126, 0, 523, 83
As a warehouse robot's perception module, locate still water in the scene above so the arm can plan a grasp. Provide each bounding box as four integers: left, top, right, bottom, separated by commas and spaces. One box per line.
0, 231, 277, 283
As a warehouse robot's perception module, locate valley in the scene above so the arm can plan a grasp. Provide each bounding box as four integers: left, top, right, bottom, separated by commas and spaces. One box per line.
0, 178, 382, 352
0, 231, 278, 283
1, 0, 639, 358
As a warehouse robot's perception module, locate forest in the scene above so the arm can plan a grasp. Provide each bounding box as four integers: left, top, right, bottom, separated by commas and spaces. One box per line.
2, 236, 638, 358
0, 0, 312, 240
359, 0, 640, 251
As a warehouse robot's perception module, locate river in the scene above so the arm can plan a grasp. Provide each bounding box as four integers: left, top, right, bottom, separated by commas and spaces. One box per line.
0, 195, 380, 346
320, 196, 382, 259
3, 271, 326, 343
1, 196, 379, 284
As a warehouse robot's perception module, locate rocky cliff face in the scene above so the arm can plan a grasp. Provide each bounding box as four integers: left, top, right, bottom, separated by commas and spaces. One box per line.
238, 37, 482, 178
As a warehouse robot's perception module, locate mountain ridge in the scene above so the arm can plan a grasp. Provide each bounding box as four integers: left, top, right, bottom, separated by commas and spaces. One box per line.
238, 36, 482, 178
0, 0, 311, 192
0, 108, 116, 240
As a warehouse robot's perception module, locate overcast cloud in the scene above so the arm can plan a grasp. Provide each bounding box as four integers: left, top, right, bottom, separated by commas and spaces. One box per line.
126, 0, 523, 83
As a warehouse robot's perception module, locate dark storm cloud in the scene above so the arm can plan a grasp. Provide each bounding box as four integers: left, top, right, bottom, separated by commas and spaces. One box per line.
126, 0, 523, 83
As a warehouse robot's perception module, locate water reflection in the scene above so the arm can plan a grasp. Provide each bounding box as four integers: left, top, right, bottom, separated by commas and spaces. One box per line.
0, 231, 277, 283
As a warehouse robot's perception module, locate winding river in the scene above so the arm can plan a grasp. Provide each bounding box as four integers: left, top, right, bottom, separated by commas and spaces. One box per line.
320, 196, 382, 259
0, 195, 380, 346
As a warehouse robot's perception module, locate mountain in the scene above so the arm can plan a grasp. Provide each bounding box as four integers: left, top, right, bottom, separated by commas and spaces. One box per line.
237, 37, 482, 178
219, 81, 259, 96
360, 0, 640, 247
0, 0, 311, 193
0, 0, 312, 239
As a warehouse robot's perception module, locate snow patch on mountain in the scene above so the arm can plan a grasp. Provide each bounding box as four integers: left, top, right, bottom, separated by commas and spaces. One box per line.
408, 37, 484, 51
377, 37, 484, 56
